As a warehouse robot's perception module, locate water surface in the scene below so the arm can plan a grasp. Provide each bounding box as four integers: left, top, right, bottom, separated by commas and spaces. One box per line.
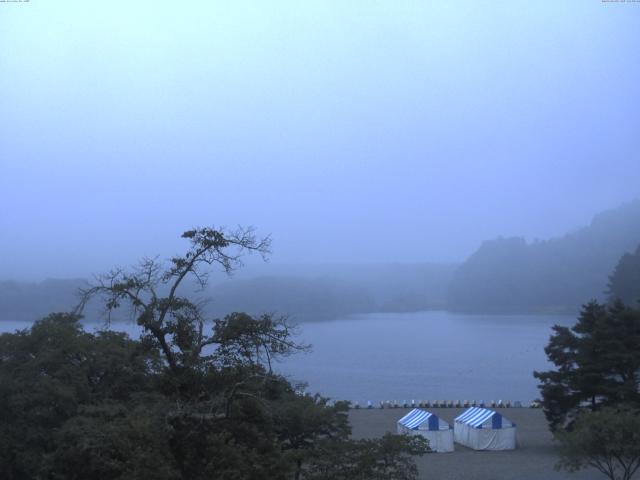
276, 311, 573, 404
0, 311, 573, 404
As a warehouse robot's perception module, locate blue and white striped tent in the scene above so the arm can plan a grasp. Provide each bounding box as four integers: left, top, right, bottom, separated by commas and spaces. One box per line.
397, 409, 454, 452
454, 407, 516, 450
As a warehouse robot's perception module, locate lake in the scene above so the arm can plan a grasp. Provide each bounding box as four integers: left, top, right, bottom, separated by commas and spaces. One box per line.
0, 311, 574, 404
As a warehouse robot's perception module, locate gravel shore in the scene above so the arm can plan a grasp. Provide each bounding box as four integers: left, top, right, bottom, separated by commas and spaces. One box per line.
348, 408, 605, 480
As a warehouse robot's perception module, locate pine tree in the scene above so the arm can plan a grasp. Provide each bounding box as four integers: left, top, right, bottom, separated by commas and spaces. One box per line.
608, 244, 640, 306
534, 301, 640, 431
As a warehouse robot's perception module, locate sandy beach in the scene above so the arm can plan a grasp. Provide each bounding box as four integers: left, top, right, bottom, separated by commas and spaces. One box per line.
349, 408, 605, 480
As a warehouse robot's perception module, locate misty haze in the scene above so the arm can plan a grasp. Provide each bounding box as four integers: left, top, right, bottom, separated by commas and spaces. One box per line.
1, 2, 639, 480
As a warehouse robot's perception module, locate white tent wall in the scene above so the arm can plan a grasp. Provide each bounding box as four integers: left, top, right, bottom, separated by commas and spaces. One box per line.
398, 425, 455, 453
470, 426, 516, 450
396, 409, 454, 453
453, 407, 517, 451
424, 429, 454, 453
453, 423, 516, 450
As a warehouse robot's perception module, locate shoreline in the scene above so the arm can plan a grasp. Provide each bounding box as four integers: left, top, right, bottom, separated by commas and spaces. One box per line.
348, 400, 536, 409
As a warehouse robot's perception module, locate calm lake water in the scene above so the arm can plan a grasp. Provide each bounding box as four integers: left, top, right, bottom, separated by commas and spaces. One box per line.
0, 311, 574, 404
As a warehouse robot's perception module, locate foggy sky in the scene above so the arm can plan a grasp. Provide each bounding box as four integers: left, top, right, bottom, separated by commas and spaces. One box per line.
1, 1, 639, 281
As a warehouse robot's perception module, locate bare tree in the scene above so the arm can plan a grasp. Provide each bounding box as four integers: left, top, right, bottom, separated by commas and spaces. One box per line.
75, 226, 271, 373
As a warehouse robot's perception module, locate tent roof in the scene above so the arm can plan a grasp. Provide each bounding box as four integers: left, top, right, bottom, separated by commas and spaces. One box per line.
398, 409, 437, 429
455, 407, 507, 428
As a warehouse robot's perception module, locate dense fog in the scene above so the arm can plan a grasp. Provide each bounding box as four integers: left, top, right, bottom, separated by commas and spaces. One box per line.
2, 5, 640, 479
1, 1, 639, 285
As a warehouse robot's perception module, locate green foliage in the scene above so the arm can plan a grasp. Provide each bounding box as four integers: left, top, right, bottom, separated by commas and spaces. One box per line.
212, 312, 308, 372
0, 227, 428, 479
0, 313, 160, 479
273, 393, 351, 479
47, 403, 179, 480
0, 310, 427, 480
555, 406, 640, 480
608, 244, 640, 307
303, 433, 429, 480
534, 301, 640, 431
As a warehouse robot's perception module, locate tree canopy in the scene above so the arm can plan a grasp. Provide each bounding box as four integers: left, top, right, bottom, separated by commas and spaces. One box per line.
0, 226, 428, 479
533, 301, 640, 431
555, 406, 640, 480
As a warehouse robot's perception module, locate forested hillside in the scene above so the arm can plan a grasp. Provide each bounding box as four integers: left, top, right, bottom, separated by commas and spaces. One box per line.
607, 243, 640, 306
0, 263, 455, 322
447, 200, 640, 313
4, 201, 638, 320
0, 279, 87, 322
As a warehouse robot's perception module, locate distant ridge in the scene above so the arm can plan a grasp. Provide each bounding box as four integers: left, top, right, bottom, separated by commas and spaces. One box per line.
4, 200, 638, 321
0, 263, 456, 323
0, 278, 87, 323
447, 200, 640, 313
